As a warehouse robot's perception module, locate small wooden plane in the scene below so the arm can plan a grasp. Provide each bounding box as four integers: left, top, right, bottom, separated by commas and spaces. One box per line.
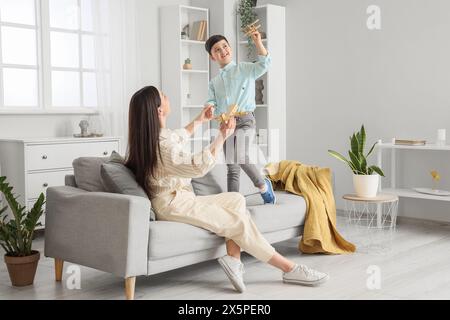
215, 104, 239, 122
242, 19, 261, 37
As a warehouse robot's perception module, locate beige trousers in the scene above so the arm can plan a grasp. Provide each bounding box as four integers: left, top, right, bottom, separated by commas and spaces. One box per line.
152, 191, 276, 262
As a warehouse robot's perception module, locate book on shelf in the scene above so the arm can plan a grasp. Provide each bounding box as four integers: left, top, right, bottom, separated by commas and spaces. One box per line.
200, 20, 207, 41
394, 139, 426, 146
190, 20, 207, 41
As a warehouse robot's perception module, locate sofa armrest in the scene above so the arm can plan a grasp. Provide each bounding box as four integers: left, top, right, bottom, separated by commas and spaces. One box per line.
44, 186, 151, 278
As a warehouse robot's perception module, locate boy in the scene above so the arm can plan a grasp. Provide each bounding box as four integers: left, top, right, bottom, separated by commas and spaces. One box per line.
204, 32, 276, 204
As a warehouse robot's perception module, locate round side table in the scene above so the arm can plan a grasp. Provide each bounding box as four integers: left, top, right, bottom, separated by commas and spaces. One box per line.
343, 193, 399, 253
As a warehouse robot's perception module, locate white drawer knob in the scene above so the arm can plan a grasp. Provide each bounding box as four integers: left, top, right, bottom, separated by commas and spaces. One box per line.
42, 155, 48, 160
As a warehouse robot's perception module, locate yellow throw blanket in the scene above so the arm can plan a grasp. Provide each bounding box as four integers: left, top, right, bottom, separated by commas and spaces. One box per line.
265, 161, 356, 254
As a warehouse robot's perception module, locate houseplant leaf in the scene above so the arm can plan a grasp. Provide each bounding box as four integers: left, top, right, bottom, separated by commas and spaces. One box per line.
328, 150, 358, 174
369, 165, 385, 177
359, 125, 366, 155
348, 151, 362, 173
351, 134, 360, 156
366, 141, 377, 158
360, 155, 368, 175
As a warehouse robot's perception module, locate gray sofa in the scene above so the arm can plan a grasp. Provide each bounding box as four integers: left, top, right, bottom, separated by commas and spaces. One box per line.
44, 162, 306, 300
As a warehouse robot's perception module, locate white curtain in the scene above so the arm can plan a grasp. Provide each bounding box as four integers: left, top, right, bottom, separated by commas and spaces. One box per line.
88, 0, 140, 154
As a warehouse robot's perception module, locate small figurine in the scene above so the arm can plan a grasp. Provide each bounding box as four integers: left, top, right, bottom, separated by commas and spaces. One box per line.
431, 170, 441, 190
79, 120, 89, 137
182, 24, 190, 38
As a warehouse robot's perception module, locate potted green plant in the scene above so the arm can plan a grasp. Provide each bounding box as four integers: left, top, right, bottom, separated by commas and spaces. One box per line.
328, 125, 385, 198
0, 176, 45, 286
183, 58, 192, 70
237, 0, 258, 58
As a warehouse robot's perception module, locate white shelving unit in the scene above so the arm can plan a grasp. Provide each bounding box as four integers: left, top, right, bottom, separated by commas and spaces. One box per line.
377, 143, 450, 201
236, 4, 286, 161
160, 5, 211, 145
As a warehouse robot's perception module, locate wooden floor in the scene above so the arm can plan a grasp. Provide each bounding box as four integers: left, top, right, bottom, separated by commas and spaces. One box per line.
1, 217, 450, 300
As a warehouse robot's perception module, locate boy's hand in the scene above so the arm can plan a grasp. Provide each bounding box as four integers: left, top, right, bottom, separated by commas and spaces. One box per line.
250, 30, 263, 45
251, 30, 268, 56
198, 104, 215, 123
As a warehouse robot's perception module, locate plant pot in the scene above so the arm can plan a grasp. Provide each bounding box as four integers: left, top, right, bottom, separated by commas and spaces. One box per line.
4, 251, 40, 287
183, 63, 192, 70
353, 174, 379, 198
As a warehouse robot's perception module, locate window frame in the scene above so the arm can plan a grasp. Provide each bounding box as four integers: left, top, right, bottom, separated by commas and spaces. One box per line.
0, 0, 98, 114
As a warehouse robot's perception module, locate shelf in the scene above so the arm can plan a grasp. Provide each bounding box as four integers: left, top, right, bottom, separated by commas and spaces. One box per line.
181, 39, 206, 45
377, 143, 450, 151
256, 104, 268, 108
382, 188, 450, 202
182, 69, 208, 74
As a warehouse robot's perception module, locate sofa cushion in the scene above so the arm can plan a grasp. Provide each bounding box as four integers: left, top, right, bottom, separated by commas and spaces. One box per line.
100, 151, 156, 221
73, 157, 108, 192
148, 221, 224, 259
246, 191, 306, 233
100, 151, 145, 196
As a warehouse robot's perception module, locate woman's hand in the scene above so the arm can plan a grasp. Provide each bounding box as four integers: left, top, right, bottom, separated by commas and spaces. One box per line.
220, 117, 236, 139
209, 117, 236, 158
185, 105, 215, 136
197, 104, 215, 123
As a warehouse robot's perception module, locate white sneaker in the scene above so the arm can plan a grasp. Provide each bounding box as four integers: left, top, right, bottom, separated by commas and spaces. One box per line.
218, 255, 246, 293
282, 264, 329, 286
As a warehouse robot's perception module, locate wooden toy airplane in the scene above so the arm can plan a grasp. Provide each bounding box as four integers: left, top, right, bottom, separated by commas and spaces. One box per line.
242, 19, 261, 37
215, 104, 245, 122
215, 104, 239, 122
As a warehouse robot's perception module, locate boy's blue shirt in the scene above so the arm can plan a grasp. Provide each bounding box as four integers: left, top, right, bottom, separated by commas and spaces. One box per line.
206, 54, 272, 116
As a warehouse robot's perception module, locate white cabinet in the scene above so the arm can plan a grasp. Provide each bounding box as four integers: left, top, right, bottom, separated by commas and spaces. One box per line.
161, 5, 211, 145
0, 137, 120, 229
237, 4, 286, 161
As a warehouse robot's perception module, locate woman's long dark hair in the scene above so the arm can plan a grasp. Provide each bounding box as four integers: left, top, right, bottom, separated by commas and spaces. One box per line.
125, 86, 162, 198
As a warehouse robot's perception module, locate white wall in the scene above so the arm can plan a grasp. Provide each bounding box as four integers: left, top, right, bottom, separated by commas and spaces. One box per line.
262, 0, 450, 222
136, 0, 190, 87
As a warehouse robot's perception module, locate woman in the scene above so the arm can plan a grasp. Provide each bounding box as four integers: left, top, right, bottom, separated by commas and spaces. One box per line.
125, 86, 329, 292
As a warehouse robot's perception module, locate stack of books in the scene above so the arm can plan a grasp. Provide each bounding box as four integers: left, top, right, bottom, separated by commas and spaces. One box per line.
394, 139, 426, 146
190, 20, 207, 41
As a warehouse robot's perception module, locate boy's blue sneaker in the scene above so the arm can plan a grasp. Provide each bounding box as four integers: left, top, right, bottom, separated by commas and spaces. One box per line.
261, 178, 277, 205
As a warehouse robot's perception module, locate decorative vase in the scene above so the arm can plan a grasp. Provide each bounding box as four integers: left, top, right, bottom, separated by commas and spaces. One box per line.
353, 174, 379, 198
4, 251, 40, 287
255, 79, 264, 104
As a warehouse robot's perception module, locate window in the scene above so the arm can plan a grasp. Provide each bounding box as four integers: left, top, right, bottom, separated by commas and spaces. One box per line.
0, 0, 99, 113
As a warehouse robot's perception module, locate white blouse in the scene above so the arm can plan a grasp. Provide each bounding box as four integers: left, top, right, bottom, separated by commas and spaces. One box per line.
148, 128, 216, 200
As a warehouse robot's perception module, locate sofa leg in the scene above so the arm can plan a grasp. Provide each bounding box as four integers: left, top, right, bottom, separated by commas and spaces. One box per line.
55, 259, 64, 282
125, 277, 136, 300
